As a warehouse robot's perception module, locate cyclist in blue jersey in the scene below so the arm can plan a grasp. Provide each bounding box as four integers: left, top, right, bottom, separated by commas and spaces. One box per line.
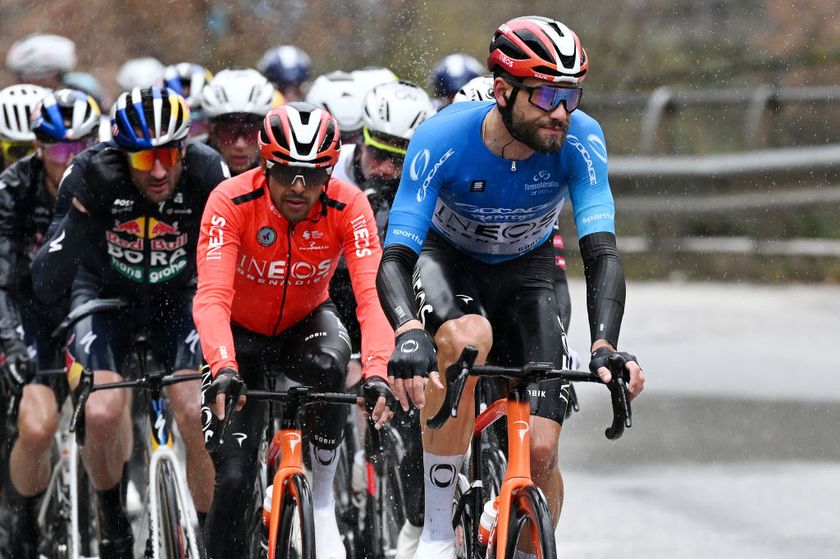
376, 16, 645, 558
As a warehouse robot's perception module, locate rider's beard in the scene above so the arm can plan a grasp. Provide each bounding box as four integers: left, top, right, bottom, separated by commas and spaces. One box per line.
500, 91, 568, 155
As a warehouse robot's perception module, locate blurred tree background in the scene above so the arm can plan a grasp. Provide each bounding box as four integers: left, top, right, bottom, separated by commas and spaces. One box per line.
2, 0, 840, 97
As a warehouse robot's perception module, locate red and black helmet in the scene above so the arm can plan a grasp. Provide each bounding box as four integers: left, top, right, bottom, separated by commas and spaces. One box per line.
487, 16, 588, 85
259, 102, 341, 169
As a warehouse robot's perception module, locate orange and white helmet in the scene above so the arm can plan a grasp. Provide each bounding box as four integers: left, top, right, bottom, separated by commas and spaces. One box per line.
259, 102, 340, 170
487, 16, 588, 85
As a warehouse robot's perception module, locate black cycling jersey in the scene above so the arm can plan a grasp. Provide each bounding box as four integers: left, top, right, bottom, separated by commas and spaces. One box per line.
31, 141, 230, 305
0, 155, 66, 370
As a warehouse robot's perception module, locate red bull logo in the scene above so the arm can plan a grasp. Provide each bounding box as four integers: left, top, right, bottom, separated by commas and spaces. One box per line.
112, 217, 179, 239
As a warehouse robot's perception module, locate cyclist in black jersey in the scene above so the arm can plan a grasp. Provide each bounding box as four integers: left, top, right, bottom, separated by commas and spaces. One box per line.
0, 88, 99, 559
328, 80, 435, 558
30, 87, 229, 559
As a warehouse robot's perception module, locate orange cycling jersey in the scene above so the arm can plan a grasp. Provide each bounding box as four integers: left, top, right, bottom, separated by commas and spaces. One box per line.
194, 167, 393, 379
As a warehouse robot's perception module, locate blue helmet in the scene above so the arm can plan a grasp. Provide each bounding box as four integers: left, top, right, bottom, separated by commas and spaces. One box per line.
257, 45, 311, 87
31, 88, 101, 142
163, 63, 213, 110
111, 86, 190, 150
431, 53, 485, 99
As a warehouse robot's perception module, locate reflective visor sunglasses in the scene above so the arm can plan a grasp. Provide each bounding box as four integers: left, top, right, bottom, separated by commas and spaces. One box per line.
42, 139, 96, 164
508, 79, 583, 113
126, 146, 183, 172
266, 161, 330, 190
363, 127, 408, 162
1, 140, 34, 164
214, 120, 262, 145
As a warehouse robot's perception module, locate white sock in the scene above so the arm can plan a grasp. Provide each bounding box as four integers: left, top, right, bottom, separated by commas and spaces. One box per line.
419, 451, 464, 543
309, 442, 340, 511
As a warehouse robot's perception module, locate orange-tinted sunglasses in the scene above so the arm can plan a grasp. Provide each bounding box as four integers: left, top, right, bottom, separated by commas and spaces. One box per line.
126, 146, 183, 172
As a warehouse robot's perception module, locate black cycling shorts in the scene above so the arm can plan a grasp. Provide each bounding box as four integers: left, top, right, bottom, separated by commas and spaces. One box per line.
202, 301, 351, 558
415, 231, 573, 425
66, 271, 201, 375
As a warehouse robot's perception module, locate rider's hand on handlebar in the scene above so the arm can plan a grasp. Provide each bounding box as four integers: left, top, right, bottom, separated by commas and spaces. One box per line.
360, 376, 396, 430
387, 327, 442, 411
1, 338, 34, 396
589, 345, 645, 399
208, 367, 247, 419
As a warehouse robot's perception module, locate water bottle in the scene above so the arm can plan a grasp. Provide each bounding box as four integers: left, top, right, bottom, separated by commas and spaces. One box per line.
477, 497, 499, 545
260, 484, 274, 550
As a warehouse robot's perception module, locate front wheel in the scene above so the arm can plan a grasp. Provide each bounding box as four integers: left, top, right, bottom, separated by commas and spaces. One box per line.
275, 473, 315, 559
500, 485, 556, 559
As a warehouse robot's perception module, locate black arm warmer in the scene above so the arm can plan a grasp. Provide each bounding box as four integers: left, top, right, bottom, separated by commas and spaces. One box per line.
376, 244, 420, 330
579, 232, 625, 348
31, 205, 92, 305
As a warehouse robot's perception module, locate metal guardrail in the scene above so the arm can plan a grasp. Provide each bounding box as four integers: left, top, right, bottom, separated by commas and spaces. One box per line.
584, 84, 840, 154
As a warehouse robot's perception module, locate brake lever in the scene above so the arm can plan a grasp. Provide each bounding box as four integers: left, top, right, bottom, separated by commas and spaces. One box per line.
70, 368, 95, 445
218, 379, 246, 445
426, 345, 479, 429
604, 354, 633, 441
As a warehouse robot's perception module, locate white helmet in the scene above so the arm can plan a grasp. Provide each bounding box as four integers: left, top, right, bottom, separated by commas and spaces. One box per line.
305, 71, 370, 133
352, 66, 398, 93
0, 84, 48, 142
6, 34, 76, 78
362, 80, 435, 142
453, 76, 495, 103
116, 57, 165, 92
202, 68, 279, 119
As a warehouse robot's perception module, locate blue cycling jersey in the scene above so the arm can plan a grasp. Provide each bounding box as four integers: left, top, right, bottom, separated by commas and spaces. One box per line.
384, 101, 616, 264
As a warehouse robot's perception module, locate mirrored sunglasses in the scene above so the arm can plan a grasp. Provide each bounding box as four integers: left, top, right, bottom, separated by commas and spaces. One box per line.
42, 139, 96, 164
126, 146, 183, 172
214, 121, 262, 145
1, 141, 34, 164
267, 162, 330, 190
509, 80, 583, 113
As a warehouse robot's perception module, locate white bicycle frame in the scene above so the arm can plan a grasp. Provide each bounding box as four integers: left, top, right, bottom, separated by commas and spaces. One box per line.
147, 443, 202, 559
144, 392, 202, 559
37, 400, 93, 559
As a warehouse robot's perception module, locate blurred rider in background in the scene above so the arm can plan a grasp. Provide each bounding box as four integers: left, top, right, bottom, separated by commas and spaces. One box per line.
202, 67, 283, 176
257, 44, 311, 101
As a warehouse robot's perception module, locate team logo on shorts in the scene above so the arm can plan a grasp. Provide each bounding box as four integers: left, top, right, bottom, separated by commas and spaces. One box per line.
257, 226, 277, 246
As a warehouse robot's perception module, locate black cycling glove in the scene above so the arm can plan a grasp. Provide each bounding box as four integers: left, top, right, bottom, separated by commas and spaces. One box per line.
204, 367, 245, 411
589, 347, 639, 376
387, 328, 437, 380
1, 337, 33, 396
361, 376, 395, 414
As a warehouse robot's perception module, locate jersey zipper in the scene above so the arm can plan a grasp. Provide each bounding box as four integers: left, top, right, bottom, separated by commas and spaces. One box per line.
271, 222, 294, 336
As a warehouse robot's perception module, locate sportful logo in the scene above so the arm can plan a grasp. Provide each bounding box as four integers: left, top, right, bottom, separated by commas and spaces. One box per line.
409, 149, 430, 182
587, 134, 608, 163
417, 148, 455, 202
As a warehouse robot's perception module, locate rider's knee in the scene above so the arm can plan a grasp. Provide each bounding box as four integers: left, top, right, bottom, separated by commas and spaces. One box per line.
17, 406, 58, 453
84, 391, 128, 434
302, 347, 346, 390
435, 314, 493, 356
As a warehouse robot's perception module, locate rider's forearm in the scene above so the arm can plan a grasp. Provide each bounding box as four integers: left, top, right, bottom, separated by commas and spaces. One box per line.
31, 205, 91, 305
376, 244, 420, 330
579, 232, 625, 348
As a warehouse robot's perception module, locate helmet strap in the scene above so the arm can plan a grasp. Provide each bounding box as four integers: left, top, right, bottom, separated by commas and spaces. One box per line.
497, 86, 521, 142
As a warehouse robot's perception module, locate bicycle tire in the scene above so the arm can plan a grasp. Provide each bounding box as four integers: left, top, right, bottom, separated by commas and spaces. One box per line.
77, 461, 98, 556
500, 485, 557, 559
276, 472, 315, 559
334, 418, 361, 558
156, 460, 186, 558
362, 427, 405, 559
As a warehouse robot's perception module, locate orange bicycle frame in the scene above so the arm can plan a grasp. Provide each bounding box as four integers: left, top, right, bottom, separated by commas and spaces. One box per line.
266, 427, 305, 559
